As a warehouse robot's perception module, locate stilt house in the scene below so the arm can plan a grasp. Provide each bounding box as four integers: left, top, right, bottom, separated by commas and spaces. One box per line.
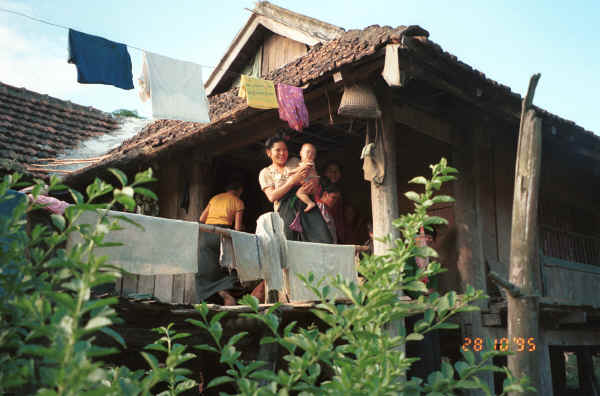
64, 2, 600, 394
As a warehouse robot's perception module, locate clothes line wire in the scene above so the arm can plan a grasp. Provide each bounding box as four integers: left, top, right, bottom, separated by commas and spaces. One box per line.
0, 6, 249, 73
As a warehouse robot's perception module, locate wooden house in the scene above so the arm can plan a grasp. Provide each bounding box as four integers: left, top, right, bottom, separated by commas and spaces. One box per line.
64, 2, 600, 394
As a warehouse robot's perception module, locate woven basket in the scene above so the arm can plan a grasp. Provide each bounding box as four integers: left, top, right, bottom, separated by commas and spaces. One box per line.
337, 83, 381, 119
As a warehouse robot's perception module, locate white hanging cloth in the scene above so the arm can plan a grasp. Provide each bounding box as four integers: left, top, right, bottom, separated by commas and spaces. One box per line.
140, 51, 210, 123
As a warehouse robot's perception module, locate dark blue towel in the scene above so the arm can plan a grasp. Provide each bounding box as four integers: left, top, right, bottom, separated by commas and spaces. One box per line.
68, 29, 134, 90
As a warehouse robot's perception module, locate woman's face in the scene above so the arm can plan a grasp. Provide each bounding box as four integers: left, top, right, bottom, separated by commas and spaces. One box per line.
324, 163, 341, 183
267, 141, 288, 167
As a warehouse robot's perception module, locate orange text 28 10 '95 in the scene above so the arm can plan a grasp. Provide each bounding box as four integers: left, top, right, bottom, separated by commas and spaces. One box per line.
461, 337, 536, 352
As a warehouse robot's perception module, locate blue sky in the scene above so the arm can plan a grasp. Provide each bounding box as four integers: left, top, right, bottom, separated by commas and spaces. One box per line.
1, 0, 599, 133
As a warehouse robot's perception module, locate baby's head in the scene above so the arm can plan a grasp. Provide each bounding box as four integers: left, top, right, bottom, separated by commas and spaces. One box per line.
300, 143, 317, 162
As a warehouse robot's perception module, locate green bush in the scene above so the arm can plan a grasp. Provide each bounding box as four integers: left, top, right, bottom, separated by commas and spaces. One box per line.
0, 160, 535, 395
0, 170, 195, 395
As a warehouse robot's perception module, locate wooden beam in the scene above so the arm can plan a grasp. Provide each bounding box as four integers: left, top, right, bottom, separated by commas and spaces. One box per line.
506, 74, 542, 396
371, 83, 403, 345
382, 44, 407, 87
557, 312, 587, 325
258, 16, 320, 46
392, 104, 453, 144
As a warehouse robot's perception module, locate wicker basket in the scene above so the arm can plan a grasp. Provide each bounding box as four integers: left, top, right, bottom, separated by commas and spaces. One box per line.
337, 83, 381, 119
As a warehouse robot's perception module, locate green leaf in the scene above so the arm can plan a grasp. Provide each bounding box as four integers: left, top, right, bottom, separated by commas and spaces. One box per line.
69, 189, 85, 205
50, 214, 65, 231
432, 195, 455, 204
48, 292, 75, 309
175, 379, 197, 392
408, 176, 428, 185
108, 168, 128, 186
84, 316, 112, 331
404, 191, 420, 202
134, 187, 158, 200
115, 194, 136, 211
145, 343, 168, 353
99, 326, 126, 348
194, 344, 218, 353
207, 375, 234, 388
406, 333, 424, 341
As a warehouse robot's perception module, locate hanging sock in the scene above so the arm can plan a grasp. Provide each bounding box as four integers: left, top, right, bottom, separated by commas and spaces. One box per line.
143, 52, 210, 123
67, 29, 134, 90
276, 84, 309, 132
238, 75, 279, 109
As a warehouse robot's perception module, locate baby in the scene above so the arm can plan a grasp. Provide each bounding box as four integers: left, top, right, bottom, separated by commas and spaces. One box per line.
290, 143, 320, 212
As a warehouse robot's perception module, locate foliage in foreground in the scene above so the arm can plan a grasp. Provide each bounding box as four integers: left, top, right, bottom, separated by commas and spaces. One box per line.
0, 160, 535, 395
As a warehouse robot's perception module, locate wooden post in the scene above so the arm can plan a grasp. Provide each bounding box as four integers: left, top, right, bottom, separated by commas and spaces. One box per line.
452, 125, 494, 393
371, 83, 402, 340
507, 74, 542, 396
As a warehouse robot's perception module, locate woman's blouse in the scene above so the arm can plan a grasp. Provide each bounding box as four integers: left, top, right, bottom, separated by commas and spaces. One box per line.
258, 157, 300, 210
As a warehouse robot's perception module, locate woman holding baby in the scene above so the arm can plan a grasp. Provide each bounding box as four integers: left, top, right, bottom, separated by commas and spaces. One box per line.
258, 136, 333, 243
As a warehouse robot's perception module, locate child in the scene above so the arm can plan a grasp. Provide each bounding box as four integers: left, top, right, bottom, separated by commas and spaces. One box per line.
289, 143, 320, 212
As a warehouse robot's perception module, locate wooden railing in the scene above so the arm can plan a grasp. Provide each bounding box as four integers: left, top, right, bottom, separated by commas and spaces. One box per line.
540, 225, 600, 267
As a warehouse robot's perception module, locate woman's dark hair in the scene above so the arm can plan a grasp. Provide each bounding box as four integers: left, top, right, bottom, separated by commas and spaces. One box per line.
265, 134, 288, 150
323, 182, 341, 194
226, 180, 243, 191
322, 160, 343, 175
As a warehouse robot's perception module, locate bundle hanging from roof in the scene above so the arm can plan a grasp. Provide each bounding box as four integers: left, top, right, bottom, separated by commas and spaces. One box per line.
337, 83, 381, 119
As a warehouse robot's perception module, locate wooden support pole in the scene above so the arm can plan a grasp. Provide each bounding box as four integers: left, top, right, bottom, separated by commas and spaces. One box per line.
371, 83, 402, 343
452, 124, 494, 393
507, 74, 542, 396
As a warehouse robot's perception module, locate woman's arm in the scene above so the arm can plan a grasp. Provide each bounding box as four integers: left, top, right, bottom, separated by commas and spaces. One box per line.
263, 167, 309, 202
234, 210, 244, 231
199, 205, 209, 223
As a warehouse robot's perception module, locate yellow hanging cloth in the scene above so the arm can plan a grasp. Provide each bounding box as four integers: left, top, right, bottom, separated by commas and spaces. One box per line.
238, 75, 279, 109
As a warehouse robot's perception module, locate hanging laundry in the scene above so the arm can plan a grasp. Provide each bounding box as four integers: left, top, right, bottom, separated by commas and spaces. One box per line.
276, 84, 309, 131
286, 240, 356, 302
67, 29, 134, 90
138, 55, 151, 102
142, 52, 210, 123
67, 209, 199, 275
238, 75, 279, 109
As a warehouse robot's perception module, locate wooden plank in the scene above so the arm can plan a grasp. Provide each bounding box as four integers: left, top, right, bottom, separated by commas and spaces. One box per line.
494, 132, 517, 277
183, 274, 196, 305
137, 275, 155, 295
392, 104, 453, 145
154, 275, 173, 303
172, 274, 185, 304
261, 32, 308, 76
382, 44, 406, 87
475, 129, 500, 270
506, 74, 542, 396
121, 274, 138, 296
257, 15, 320, 46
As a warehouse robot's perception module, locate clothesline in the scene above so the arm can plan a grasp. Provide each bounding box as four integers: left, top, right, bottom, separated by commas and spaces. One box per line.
1, 5, 311, 129
0, 6, 226, 71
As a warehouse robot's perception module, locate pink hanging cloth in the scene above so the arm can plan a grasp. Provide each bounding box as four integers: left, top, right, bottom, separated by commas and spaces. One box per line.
276, 84, 309, 132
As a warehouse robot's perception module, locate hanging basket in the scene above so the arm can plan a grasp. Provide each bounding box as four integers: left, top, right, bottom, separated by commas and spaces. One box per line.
337, 83, 381, 119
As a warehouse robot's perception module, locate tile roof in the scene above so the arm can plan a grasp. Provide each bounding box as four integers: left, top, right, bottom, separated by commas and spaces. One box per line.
0, 81, 120, 176
67, 23, 598, 181
100, 24, 427, 160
